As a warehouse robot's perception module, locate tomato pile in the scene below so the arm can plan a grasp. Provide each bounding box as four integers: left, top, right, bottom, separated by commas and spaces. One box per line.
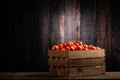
51, 41, 101, 51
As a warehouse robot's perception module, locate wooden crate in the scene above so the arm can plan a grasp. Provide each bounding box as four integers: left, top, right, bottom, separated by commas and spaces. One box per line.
48, 49, 105, 77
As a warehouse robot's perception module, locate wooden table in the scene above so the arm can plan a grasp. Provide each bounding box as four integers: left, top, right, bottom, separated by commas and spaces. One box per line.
0, 72, 120, 79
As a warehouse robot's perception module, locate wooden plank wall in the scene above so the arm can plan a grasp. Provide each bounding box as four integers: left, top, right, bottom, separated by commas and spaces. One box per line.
96, 0, 112, 71
49, 0, 112, 49
111, 0, 120, 71
2, 0, 120, 71
49, 0, 81, 47
49, 0, 112, 71
1, 0, 50, 71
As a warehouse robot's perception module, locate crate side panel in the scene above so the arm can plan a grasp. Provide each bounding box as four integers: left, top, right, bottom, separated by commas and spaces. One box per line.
48, 50, 68, 57
69, 65, 105, 77
68, 49, 105, 59
48, 58, 68, 66
69, 57, 105, 67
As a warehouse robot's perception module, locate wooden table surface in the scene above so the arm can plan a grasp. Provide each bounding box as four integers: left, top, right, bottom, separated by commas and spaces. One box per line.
0, 72, 120, 79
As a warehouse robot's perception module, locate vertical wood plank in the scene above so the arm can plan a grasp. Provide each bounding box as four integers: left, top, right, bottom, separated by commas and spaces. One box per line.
105, 0, 112, 71
111, 0, 120, 71
49, 0, 61, 46
59, 0, 65, 43
38, 0, 49, 71
96, 0, 112, 71
49, 0, 81, 45
74, 0, 81, 41
80, 0, 96, 45
96, 0, 106, 48
64, 0, 74, 42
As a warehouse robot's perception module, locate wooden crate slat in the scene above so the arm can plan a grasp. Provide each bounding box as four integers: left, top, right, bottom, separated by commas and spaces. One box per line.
69, 57, 105, 67
48, 50, 68, 57
69, 65, 105, 77
49, 68, 68, 77
48, 58, 68, 66
68, 49, 105, 59
48, 49, 106, 77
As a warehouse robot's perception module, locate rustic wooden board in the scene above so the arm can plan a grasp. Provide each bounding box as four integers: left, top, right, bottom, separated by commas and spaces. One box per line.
49, 68, 68, 77
69, 65, 105, 77
48, 50, 68, 57
48, 58, 68, 66
69, 57, 105, 67
68, 49, 105, 59
0, 72, 120, 79
48, 57, 105, 67
48, 49, 105, 58
80, 0, 96, 45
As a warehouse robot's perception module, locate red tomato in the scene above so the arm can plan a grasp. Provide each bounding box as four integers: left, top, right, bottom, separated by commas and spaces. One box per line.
77, 41, 83, 45
63, 43, 67, 48
61, 48, 66, 51
67, 41, 74, 46
75, 43, 80, 47
65, 46, 71, 51
82, 47, 88, 50
83, 44, 88, 48
96, 47, 101, 50
52, 45, 59, 51
70, 46, 75, 51
58, 44, 63, 49
73, 45, 77, 50
69, 41, 74, 45
88, 45, 96, 50
77, 45, 83, 50
92, 46, 96, 50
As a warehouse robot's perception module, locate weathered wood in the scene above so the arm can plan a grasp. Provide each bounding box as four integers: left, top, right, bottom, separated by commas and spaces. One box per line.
48, 49, 105, 59
80, 0, 96, 45
49, 0, 81, 45
68, 49, 105, 59
69, 57, 105, 67
2, 0, 115, 72
48, 50, 68, 57
49, 68, 68, 77
48, 58, 68, 66
111, 0, 120, 71
48, 57, 105, 67
69, 65, 105, 77
2, 0, 51, 71
48, 50, 105, 77
0, 72, 120, 79
95, 1, 112, 72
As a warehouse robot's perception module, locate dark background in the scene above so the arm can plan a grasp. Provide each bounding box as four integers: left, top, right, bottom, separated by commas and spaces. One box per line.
1, 0, 120, 72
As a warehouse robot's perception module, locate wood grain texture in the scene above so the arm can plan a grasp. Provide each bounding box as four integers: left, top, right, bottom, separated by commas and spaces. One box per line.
111, 0, 120, 71
95, 0, 112, 71
49, 68, 69, 77
0, 72, 120, 79
48, 58, 68, 66
69, 65, 105, 77
2, 0, 50, 71
49, 0, 80, 46
48, 50, 68, 57
3, 0, 120, 72
80, 0, 96, 45
49, 0, 112, 71
68, 49, 105, 59
48, 50, 105, 66
69, 57, 105, 67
